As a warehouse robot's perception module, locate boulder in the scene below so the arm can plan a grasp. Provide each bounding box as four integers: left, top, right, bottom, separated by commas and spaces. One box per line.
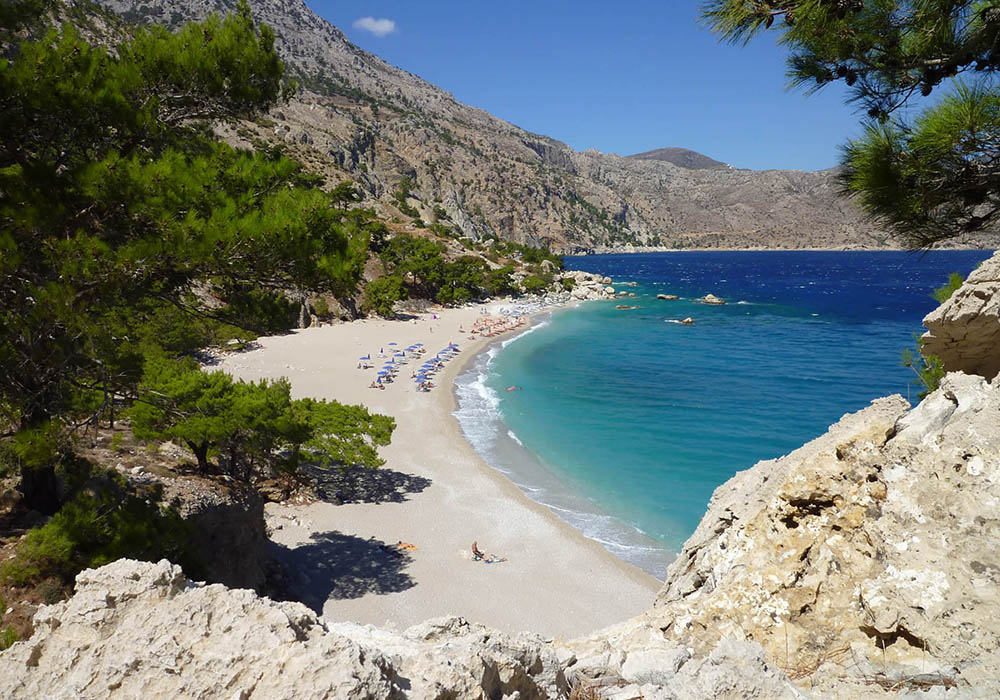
921, 250, 1000, 379
0, 560, 568, 699
697, 293, 726, 305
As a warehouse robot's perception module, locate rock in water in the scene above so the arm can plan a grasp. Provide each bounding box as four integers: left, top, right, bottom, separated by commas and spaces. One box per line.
697, 293, 726, 305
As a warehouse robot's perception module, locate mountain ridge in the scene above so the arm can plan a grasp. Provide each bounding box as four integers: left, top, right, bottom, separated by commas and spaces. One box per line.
95, 0, 897, 253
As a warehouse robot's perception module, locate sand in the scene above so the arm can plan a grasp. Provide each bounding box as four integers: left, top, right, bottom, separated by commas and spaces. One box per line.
218, 301, 659, 639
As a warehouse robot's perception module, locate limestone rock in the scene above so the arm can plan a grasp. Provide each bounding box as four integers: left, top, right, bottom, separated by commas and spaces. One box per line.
697, 293, 726, 305
657, 294, 679, 300
0, 559, 567, 699
644, 373, 1000, 697
922, 250, 1000, 379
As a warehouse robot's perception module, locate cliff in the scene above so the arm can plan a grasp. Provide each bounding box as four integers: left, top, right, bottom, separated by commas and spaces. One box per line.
92, 0, 903, 253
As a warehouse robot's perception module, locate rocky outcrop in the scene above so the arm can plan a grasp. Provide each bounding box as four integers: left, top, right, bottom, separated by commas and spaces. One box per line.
922, 250, 1000, 379
632, 372, 1000, 697
128, 456, 268, 591
0, 559, 799, 699
561, 270, 618, 301
0, 559, 568, 699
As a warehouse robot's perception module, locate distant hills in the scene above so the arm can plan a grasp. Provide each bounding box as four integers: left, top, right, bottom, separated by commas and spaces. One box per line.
93, 0, 903, 252
627, 148, 732, 171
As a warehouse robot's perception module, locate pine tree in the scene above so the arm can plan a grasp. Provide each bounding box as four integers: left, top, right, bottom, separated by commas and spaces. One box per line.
701, 1, 1000, 246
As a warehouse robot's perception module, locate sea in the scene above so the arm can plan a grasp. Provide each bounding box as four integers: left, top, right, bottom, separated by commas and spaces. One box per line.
453, 250, 993, 579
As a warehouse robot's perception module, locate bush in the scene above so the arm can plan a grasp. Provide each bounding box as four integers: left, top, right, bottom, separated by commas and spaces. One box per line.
932, 272, 965, 303
560, 277, 576, 292
363, 275, 407, 318
522, 275, 549, 294
0, 482, 201, 587
312, 296, 331, 318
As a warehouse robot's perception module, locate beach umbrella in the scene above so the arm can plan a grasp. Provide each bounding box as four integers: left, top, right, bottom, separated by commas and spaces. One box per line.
388, 342, 398, 346
414, 343, 423, 347
377, 371, 388, 376
395, 352, 405, 357
359, 355, 370, 360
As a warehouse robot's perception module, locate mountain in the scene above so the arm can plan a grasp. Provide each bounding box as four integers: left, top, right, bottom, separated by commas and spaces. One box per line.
627, 148, 732, 171
93, 0, 893, 253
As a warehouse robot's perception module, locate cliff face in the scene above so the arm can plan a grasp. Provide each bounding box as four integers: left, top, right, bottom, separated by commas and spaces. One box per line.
93, 0, 896, 253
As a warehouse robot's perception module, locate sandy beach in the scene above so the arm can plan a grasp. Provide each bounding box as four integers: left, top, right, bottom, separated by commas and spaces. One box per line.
218, 301, 659, 639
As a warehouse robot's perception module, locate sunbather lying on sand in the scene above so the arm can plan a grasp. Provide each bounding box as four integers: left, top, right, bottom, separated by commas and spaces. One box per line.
471, 541, 507, 564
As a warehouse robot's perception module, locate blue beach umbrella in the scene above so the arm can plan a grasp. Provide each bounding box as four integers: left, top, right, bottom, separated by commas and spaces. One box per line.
377, 371, 388, 376
388, 342, 398, 346
359, 355, 370, 360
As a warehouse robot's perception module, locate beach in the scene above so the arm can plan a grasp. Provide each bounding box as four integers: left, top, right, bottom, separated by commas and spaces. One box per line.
218, 301, 659, 639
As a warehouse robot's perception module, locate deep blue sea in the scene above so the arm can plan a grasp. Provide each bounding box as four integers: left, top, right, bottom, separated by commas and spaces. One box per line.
453, 251, 993, 578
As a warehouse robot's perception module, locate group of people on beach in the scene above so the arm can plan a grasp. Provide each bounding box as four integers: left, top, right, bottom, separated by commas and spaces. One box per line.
461, 313, 525, 340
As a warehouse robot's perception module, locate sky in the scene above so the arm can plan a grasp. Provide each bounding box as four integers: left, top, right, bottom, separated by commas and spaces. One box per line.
308, 1, 864, 172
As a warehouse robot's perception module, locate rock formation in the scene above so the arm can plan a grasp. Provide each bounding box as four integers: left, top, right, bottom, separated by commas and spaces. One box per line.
922, 250, 1000, 380
91, 0, 912, 253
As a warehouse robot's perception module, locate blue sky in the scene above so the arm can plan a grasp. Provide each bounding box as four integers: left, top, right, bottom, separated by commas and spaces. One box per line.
308, 1, 863, 171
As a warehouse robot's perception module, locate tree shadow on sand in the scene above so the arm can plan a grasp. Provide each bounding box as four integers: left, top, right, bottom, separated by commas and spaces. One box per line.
304, 464, 431, 504
270, 531, 416, 613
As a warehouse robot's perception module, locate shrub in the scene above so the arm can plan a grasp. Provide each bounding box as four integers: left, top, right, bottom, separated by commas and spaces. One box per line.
932, 272, 965, 303
522, 275, 549, 294
363, 275, 407, 318
0, 483, 201, 588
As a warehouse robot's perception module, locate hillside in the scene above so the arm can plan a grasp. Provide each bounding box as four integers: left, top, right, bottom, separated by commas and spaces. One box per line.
94, 0, 893, 253
627, 147, 732, 171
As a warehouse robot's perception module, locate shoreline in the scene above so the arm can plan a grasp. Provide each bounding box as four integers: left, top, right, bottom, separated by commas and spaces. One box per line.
218, 299, 659, 638
451, 308, 676, 577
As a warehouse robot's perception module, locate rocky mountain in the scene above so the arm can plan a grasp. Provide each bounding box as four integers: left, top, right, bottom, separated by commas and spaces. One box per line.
627, 147, 732, 171
92, 0, 899, 253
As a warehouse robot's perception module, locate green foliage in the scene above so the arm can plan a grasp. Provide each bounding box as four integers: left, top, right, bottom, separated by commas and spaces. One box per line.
560, 277, 576, 292
840, 84, 1000, 245
902, 344, 946, 400
0, 5, 370, 433
131, 356, 394, 480
312, 296, 331, 318
0, 482, 200, 587
0, 627, 16, 651
932, 272, 966, 303
901, 270, 965, 399
484, 265, 518, 297
486, 237, 564, 269
522, 275, 549, 294
702, 0, 1000, 246
393, 176, 420, 217
296, 399, 395, 470
363, 275, 407, 317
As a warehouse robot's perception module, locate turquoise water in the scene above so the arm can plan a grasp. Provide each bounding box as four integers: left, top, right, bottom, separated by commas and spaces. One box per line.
454, 250, 993, 578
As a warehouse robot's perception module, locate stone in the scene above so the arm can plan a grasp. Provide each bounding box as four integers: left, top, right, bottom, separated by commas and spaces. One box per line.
697, 293, 726, 305
680, 317, 694, 325
921, 251, 1000, 380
